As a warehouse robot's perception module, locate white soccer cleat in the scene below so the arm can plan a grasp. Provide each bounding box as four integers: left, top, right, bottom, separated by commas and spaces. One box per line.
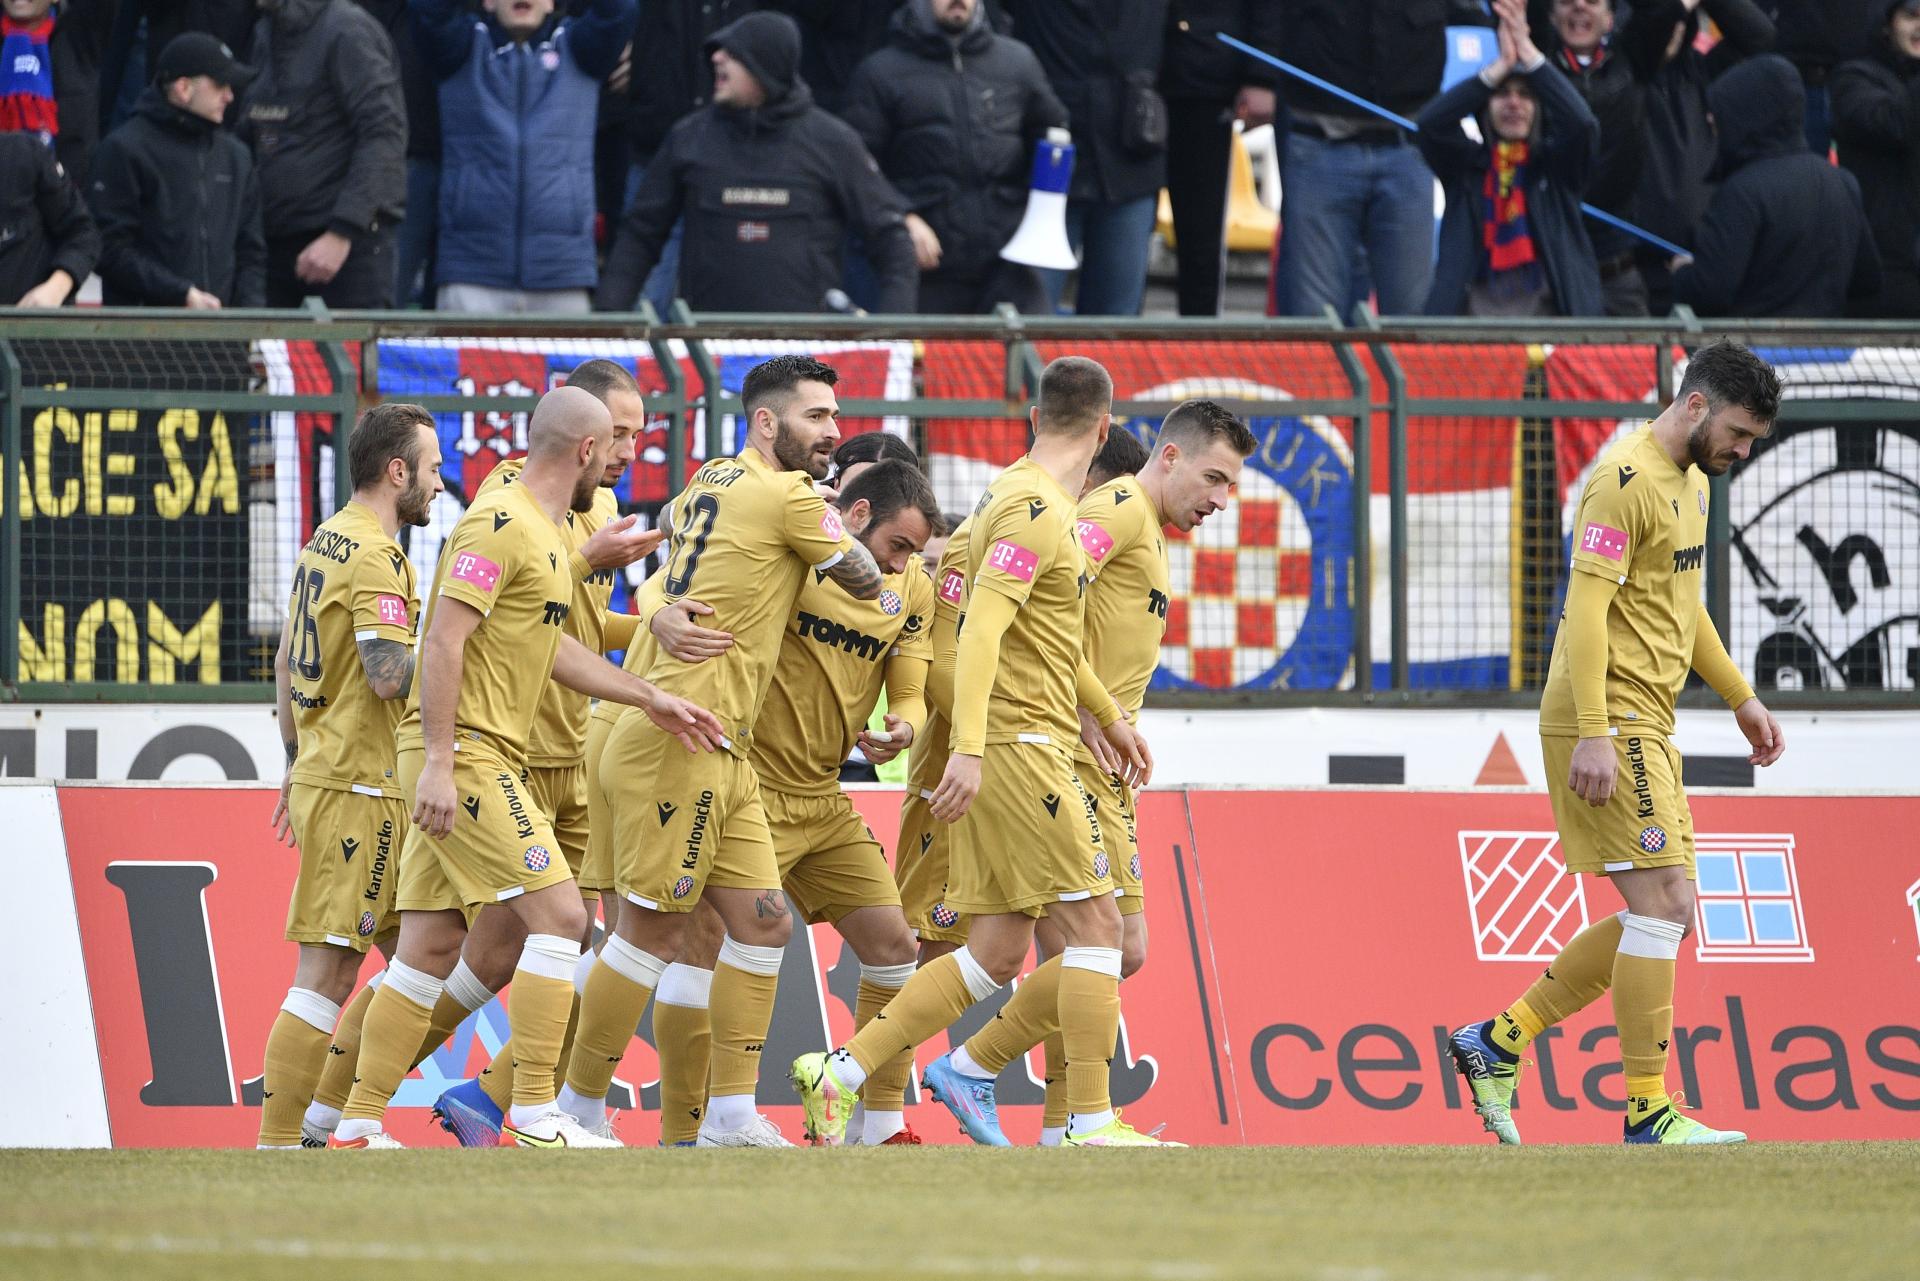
300, 1119, 333, 1149
504, 1110, 624, 1149
329, 1129, 405, 1149
696, 1113, 794, 1148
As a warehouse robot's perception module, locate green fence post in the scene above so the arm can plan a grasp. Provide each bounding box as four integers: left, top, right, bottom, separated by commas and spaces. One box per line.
672, 301, 729, 461
1356, 305, 1407, 692
0, 339, 20, 693
1326, 307, 1372, 695
639, 301, 690, 503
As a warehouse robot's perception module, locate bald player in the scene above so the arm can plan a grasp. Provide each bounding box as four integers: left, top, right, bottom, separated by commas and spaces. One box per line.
329, 385, 722, 1149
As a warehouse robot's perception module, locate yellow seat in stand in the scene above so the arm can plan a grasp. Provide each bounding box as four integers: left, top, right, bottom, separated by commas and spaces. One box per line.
1155, 125, 1279, 254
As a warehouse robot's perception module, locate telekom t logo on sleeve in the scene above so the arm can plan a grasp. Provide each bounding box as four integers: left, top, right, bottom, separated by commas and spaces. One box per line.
375, 595, 410, 626
450, 552, 502, 592
987, 540, 1039, 583
1580, 522, 1628, 562
939, 569, 965, 603
1077, 520, 1115, 562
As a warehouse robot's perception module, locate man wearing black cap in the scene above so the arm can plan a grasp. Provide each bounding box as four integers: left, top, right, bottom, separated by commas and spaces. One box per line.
87, 33, 267, 308
595, 9, 917, 314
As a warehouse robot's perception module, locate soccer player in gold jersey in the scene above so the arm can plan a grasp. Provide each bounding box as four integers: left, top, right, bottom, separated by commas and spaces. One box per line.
559, 355, 886, 1148
257, 404, 442, 1149
1450, 340, 1786, 1146
792, 355, 1168, 1147
329, 385, 722, 1149
924, 400, 1256, 1146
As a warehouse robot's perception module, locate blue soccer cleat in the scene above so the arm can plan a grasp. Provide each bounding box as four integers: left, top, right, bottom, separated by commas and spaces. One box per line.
1448, 1021, 1527, 1146
432, 1078, 504, 1147
922, 1052, 1011, 1147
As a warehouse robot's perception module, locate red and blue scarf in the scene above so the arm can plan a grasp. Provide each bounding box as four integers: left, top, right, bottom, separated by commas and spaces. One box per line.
1, 16, 58, 143
1480, 140, 1540, 285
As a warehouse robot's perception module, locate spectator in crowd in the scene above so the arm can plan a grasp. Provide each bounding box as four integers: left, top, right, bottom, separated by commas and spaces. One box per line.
1768, 0, 1880, 154
771, 0, 895, 117
1158, 2, 1280, 316
614, 0, 763, 316
1833, 0, 1920, 316
841, 0, 1068, 315
2, 0, 114, 190
1536, 0, 1671, 316
361, 0, 444, 307
1000, 0, 1167, 316
0, 127, 98, 305
410, 0, 633, 314
1631, 0, 1776, 315
88, 33, 265, 307
239, 0, 406, 308
1420, 1, 1603, 316
1268, 0, 1446, 319
147, 0, 257, 61
1672, 53, 1881, 315
595, 11, 916, 314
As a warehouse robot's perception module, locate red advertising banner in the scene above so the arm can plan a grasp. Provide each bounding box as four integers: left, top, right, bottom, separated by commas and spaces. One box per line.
55, 787, 1920, 1147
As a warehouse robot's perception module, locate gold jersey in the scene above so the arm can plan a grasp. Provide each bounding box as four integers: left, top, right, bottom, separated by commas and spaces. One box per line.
1540, 426, 1711, 738
592, 574, 668, 731
285, 501, 418, 796
475, 458, 622, 765
751, 563, 936, 796
961, 457, 1086, 749
396, 479, 572, 767
640, 448, 855, 757
904, 517, 971, 796
1075, 477, 1169, 724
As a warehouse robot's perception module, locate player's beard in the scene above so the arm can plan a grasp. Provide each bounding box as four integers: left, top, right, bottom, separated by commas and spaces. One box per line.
569, 461, 600, 512
397, 466, 435, 527
1686, 419, 1734, 476
772, 415, 831, 480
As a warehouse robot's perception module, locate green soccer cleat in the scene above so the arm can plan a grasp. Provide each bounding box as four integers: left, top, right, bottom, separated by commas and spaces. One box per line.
789, 1051, 856, 1146
1623, 1094, 1747, 1145
1448, 1022, 1528, 1145
1062, 1112, 1186, 1147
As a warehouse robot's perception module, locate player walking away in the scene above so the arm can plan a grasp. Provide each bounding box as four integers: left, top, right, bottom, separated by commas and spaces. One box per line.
419, 360, 657, 1146
924, 401, 1255, 1147
558, 355, 886, 1149
791, 356, 1161, 1147
328, 386, 721, 1150
258, 404, 442, 1149
1450, 339, 1786, 1146
638, 460, 941, 1148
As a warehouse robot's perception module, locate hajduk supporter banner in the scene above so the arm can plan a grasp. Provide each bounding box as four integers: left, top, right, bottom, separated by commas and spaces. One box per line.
30, 785, 1920, 1148
1544, 345, 1919, 694
919, 339, 1534, 692
258, 338, 913, 640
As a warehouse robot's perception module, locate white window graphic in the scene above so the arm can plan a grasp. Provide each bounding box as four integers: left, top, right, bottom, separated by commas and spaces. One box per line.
1458, 831, 1589, 962
1693, 834, 1812, 963
1906, 876, 1920, 963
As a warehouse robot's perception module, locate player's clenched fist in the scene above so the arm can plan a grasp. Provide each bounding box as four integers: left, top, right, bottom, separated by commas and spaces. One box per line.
930, 751, 982, 823
413, 759, 460, 838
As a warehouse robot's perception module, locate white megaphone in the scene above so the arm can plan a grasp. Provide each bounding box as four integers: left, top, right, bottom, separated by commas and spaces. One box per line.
1000, 127, 1078, 271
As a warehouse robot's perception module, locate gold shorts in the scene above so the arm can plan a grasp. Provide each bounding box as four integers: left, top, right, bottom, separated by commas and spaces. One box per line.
1080, 762, 1143, 916
1543, 733, 1696, 878
526, 760, 591, 896
284, 783, 404, 950
896, 787, 968, 944
948, 740, 1110, 918
578, 711, 618, 892
393, 743, 573, 913
765, 787, 900, 925
601, 712, 778, 912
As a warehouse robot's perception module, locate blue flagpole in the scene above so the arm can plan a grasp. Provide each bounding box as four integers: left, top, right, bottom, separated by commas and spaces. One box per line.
1218, 33, 1692, 261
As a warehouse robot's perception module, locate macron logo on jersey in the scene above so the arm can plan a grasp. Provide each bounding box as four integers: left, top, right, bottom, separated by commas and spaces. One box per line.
450, 552, 503, 592
1579, 522, 1628, 562
987, 540, 1038, 583
939, 569, 965, 604
375, 595, 410, 627
1077, 520, 1115, 562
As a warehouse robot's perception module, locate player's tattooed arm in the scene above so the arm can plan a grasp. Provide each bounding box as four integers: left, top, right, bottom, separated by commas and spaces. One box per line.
824, 538, 885, 600
356, 637, 416, 701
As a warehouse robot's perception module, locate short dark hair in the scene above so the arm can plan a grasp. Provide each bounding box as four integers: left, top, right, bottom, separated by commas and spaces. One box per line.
741, 354, 838, 422
1155, 399, 1257, 459
348, 402, 433, 491
1088, 426, 1149, 487
1677, 340, 1781, 424
564, 358, 642, 404
939, 510, 968, 538
831, 430, 921, 477
837, 458, 940, 535
1035, 356, 1112, 437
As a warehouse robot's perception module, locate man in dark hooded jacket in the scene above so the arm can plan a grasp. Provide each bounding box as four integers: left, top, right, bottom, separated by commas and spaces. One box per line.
239, 0, 407, 308
841, 0, 1067, 314
595, 9, 915, 313
1673, 53, 1880, 315
1833, 0, 1920, 316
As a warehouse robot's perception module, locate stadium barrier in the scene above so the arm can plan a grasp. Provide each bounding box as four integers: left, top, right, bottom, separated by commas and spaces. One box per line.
8, 782, 1918, 1149
2, 310, 1917, 707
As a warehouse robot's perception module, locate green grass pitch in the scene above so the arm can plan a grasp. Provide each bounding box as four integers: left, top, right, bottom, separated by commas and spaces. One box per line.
3, 1143, 1916, 1280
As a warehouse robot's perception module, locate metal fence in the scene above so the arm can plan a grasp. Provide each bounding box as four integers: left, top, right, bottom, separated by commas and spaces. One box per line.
3, 308, 1917, 708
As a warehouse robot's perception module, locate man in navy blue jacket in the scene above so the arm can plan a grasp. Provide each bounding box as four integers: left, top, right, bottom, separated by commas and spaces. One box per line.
410, 0, 635, 313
